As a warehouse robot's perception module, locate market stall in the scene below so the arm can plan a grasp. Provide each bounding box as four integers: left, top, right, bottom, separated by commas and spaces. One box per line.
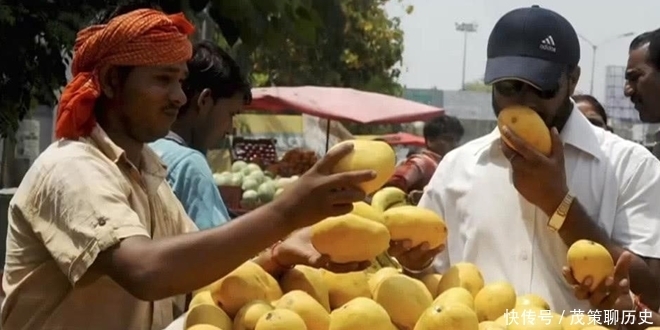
216, 86, 444, 215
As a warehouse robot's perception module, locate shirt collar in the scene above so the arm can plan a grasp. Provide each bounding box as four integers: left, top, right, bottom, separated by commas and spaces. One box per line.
164, 131, 187, 147
475, 101, 604, 160
85, 125, 168, 179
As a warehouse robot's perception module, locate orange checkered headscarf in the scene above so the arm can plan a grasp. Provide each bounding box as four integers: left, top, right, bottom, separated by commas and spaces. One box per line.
55, 9, 195, 139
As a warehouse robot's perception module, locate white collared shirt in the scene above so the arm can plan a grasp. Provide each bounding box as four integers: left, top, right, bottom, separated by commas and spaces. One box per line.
419, 104, 660, 314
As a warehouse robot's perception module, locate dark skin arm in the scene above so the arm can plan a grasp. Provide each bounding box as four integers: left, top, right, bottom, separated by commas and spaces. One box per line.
91, 143, 375, 301
557, 201, 660, 310
500, 126, 660, 311
93, 202, 296, 301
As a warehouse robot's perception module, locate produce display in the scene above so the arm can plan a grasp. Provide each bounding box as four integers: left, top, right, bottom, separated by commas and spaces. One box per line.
213, 160, 299, 211
267, 148, 319, 178
182, 238, 620, 330
191, 139, 624, 329
232, 137, 279, 169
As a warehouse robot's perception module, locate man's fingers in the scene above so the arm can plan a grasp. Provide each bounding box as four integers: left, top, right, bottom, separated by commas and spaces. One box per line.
562, 266, 579, 285
328, 188, 367, 206
500, 125, 545, 161
388, 240, 411, 258
326, 170, 377, 189
614, 251, 633, 281
549, 127, 565, 161
326, 261, 362, 273
313, 142, 354, 174
589, 276, 613, 307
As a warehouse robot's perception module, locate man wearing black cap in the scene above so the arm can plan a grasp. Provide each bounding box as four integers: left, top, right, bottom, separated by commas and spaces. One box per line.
388, 5, 660, 320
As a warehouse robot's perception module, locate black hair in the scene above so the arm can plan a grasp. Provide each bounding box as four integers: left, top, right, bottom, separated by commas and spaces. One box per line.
572, 94, 608, 124
629, 30, 660, 70
630, 32, 653, 51
423, 115, 465, 141
647, 29, 660, 70
179, 40, 252, 116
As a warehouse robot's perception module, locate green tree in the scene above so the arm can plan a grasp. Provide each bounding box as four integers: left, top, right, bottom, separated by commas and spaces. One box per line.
248, 0, 410, 135
250, 0, 407, 96
464, 79, 492, 93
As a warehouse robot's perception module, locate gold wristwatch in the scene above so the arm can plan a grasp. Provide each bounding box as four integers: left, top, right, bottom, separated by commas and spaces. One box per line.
547, 192, 575, 232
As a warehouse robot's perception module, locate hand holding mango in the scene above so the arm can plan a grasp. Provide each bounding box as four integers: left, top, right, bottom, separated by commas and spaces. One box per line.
497, 106, 570, 216
274, 141, 377, 229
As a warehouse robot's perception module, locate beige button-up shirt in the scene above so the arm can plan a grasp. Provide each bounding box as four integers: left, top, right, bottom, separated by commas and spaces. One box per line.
2, 125, 198, 330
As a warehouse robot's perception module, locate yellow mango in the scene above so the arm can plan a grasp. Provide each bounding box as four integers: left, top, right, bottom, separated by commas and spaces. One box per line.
321, 270, 372, 310
373, 274, 433, 329
329, 297, 397, 330
473, 281, 516, 322
382, 206, 447, 249
413, 303, 479, 330
437, 262, 485, 297
311, 214, 390, 263
209, 261, 282, 317
233, 300, 274, 330
566, 240, 614, 291
279, 265, 331, 311
184, 304, 232, 330
275, 290, 330, 330
330, 140, 396, 194
254, 309, 307, 330
497, 105, 551, 156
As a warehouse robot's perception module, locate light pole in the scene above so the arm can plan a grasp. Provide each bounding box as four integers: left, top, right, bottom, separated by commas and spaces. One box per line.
578, 32, 635, 95
456, 22, 478, 90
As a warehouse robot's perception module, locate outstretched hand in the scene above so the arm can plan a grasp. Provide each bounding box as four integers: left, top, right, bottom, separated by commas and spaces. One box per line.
562, 251, 634, 311
274, 227, 371, 273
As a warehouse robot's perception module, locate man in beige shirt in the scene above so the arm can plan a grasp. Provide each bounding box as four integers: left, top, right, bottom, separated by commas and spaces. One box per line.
2, 6, 374, 330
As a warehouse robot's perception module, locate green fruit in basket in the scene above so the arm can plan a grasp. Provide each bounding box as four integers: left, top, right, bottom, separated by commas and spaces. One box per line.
257, 182, 277, 203
213, 172, 231, 186
232, 161, 247, 173
246, 163, 261, 173
241, 190, 259, 209
242, 178, 259, 191
229, 173, 243, 187
247, 171, 265, 184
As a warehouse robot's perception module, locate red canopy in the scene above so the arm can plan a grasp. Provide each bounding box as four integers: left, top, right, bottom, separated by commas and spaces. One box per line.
249, 86, 444, 124
380, 132, 426, 147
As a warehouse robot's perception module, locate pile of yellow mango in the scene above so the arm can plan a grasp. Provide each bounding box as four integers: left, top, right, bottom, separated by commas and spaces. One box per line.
182, 136, 646, 330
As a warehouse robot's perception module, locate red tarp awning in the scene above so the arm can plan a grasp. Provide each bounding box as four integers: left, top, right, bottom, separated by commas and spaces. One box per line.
250, 86, 444, 124
380, 132, 426, 147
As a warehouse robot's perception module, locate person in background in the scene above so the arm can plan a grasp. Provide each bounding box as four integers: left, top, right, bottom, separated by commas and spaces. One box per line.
572, 94, 614, 132
563, 29, 660, 327
391, 5, 660, 320
384, 115, 464, 204
150, 41, 249, 229
1, 5, 374, 330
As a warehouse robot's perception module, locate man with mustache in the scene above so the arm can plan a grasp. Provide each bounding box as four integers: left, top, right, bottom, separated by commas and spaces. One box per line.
389, 5, 660, 324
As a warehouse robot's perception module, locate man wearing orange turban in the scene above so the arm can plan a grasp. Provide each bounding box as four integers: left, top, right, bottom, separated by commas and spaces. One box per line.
2, 4, 375, 330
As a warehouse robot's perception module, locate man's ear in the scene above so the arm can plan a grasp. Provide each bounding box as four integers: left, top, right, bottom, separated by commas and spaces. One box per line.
99, 66, 120, 99
196, 88, 213, 113
568, 66, 581, 94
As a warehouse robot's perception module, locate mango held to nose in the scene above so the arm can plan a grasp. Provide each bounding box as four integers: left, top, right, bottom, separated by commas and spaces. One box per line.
497, 105, 552, 156
566, 239, 614, 291
311, 213, 391, 263
329, 140, 396, 195
382, 206, 448, 249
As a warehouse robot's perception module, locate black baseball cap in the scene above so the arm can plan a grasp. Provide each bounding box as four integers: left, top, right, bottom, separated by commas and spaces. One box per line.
484, 5, 580, 91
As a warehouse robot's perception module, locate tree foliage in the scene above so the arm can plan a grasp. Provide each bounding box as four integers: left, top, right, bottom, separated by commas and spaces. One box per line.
464, 79, 492, 93
0, 0, 323, 138
250, 0, 407, 97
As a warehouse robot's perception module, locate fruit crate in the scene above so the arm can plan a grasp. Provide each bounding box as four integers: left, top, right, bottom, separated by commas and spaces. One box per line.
231, 137, 278, 169
218, 186, 243, 211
